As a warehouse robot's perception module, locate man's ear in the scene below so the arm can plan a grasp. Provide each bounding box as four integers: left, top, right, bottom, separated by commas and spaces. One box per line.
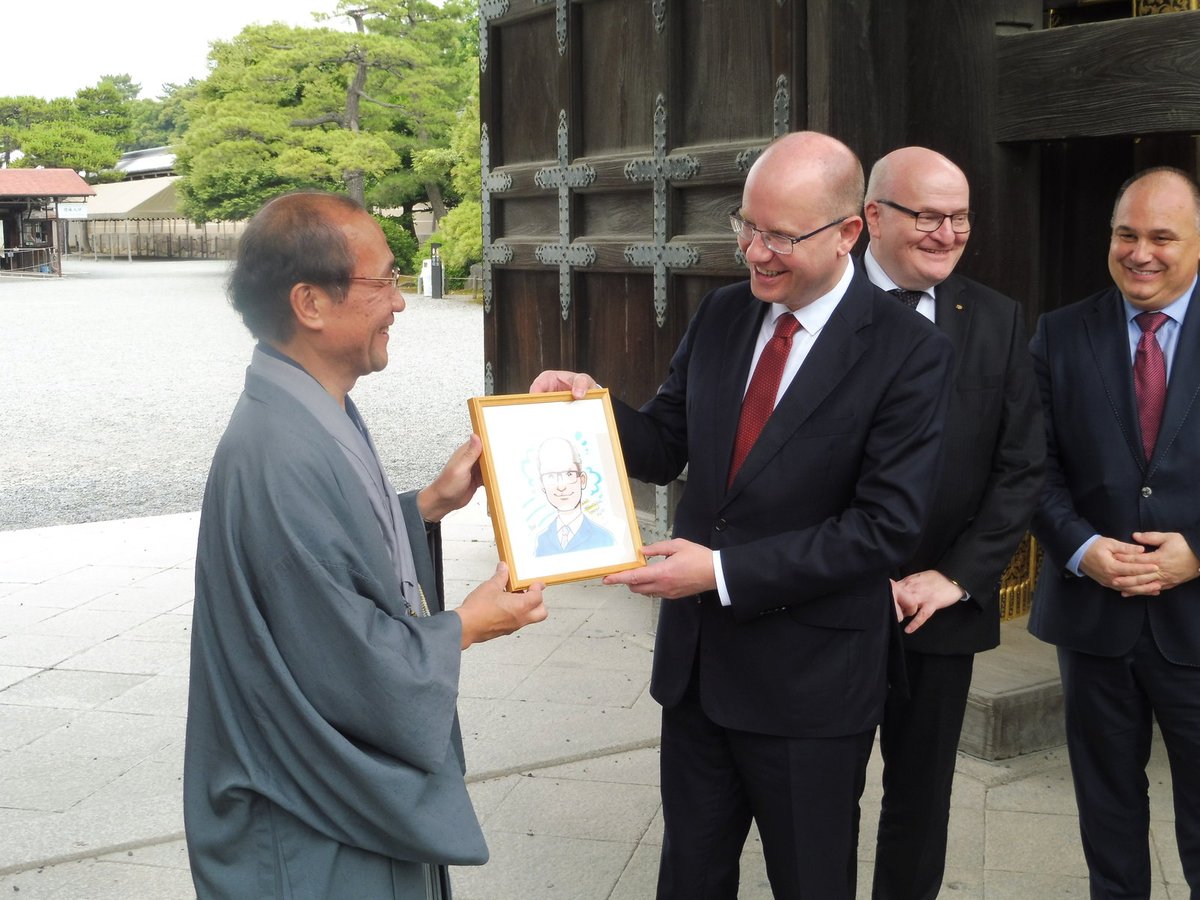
289, 283, 327, 333
836, 215, 864, 256
864, 201, 882, 240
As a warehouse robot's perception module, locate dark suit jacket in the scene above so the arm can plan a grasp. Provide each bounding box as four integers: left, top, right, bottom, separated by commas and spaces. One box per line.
613, 270, 954, 739
1029, 284, 1200, 665
885, 272, 1045, 656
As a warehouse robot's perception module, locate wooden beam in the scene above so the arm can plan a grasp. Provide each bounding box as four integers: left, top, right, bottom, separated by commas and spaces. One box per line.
996, 11, 1200, 141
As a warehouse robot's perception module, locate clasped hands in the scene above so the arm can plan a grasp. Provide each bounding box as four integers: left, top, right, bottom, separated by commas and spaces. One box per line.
1081, 531, 1200, 596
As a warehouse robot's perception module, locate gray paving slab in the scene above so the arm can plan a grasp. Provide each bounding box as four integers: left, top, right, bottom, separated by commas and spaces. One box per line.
0, 505, 1195, 899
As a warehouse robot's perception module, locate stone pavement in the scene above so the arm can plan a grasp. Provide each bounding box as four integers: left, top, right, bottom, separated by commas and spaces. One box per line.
0, 497, 1190, 899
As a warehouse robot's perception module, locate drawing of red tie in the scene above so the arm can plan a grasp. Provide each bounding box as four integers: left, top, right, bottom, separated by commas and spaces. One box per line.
728, 314, 800, 486
1134, 311, 1168, 461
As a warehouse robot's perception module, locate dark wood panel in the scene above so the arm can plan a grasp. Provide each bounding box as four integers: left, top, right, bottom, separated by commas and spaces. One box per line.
996, 12, 1200, 141
677, 184, 743, 241
491, 238, 749, 273
495, 196, 559, 238
903, 0, 1043, 314
494, 11, 562, 166
577, 190, 654, 237
577, 0, 658, 155
576, 272, 660, 408
490, 269, 565, 395
1038, 138, 1134, 318
675, 0, 777, 146
493, 140, 769, 193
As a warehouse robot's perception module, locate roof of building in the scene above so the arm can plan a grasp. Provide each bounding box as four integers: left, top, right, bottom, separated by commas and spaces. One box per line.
84, 176, 180, 220
114, 147, 176, 178
0, 168, 95, 198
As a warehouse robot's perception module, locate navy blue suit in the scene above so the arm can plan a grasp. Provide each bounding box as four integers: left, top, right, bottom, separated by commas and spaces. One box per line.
1030, 283, 1200, 898
613, 270, 954, 898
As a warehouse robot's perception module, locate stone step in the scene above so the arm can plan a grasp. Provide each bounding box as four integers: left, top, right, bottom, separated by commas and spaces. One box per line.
960, 615, 1066, 760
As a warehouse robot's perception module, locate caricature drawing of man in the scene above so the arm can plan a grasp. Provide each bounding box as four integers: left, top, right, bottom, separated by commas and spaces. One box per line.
534, 436, 616, 556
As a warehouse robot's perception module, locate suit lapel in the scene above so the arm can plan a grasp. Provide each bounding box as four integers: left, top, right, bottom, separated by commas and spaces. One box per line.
1150, 282, 1200, 471
715, 296, 768, 486
725, 275, 872, 497
934, 276, 970, 376
1083, 289, 1144, 470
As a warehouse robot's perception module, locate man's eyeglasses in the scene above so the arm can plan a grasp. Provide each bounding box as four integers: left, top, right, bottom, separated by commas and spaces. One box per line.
540, 470, 582, 487
729, 212, 847, 256
877, 200, 975, 234
348, 268, 403, 291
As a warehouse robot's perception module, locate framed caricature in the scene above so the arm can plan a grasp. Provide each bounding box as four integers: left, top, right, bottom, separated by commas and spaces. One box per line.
467, 389, 645, 590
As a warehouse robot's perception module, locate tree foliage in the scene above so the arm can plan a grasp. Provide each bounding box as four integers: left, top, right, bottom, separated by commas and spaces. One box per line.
13, 121, 121, 172
129, 81, 198, 150
177, 1, 479, 226
422, 98, 482, 277
0, 4, 484, 252
0, 75, 144, 172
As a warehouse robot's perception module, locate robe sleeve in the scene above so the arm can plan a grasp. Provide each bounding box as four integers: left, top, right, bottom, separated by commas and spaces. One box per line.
190, 412, 487, 858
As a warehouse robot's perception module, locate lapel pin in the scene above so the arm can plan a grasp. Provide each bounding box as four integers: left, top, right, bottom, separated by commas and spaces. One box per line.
955, 304, 964, 311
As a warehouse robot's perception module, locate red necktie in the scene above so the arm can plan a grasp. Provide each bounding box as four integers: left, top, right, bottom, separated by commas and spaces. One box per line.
1134, 311, 1168, 461
728, 314, 800, 485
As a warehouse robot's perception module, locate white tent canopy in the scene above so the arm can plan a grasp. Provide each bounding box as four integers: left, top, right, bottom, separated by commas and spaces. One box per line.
85, 177, 181, 220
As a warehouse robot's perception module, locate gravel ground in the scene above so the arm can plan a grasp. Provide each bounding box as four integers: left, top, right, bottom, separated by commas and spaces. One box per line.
0, 258, 484, 531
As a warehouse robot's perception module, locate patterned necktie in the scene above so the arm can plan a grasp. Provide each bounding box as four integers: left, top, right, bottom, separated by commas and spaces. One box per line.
889, 288, 923, 309
558, 524, 572, 548
1134, 311, 1169, 461
728, 314, 801, 486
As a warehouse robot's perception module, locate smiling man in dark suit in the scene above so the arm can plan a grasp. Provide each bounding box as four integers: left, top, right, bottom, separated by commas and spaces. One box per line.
531, 131, 954, 900
860, 147, 1045, 900
1030, 166, 1200, 899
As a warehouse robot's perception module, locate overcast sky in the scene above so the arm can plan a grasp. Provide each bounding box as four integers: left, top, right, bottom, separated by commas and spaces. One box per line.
4, 2, 349, 101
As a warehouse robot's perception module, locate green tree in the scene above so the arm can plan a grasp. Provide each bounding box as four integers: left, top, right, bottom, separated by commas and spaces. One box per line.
178, 2, 477, 226
377, 215, 420, 273
74, 78, 135, 145
0, 95, 49, 165
128, 81, 198, 150
420, 98, 482, 277
12, 121, 121, 172
0, 76, 141, 172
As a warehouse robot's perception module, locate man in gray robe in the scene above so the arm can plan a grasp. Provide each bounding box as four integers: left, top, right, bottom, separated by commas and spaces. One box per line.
184, 191, 548, 900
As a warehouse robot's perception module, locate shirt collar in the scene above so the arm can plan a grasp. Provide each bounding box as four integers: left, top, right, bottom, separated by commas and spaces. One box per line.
769, 255, 857, 337
1122, 276, 1196, 324
862, 244, 938, 302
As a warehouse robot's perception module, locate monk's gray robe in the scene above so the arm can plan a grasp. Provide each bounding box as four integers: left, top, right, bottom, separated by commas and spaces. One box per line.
184, 349, 486, 899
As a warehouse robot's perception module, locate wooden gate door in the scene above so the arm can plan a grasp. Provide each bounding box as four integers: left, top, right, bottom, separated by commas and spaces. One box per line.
480, 0, 814, 529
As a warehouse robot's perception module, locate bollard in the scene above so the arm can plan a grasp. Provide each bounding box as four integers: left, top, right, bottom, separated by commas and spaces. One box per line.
429, 242, 443, 299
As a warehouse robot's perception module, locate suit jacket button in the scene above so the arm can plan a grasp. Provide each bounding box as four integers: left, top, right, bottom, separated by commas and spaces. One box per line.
1142, 486, 1152, 498
714, 518, 727, 532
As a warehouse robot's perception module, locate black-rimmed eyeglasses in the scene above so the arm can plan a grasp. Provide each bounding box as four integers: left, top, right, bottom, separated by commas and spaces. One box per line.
348, 268, 403, 291
540, 470, 583, 487
877, 200, 975, 234
729, 211, 847, 256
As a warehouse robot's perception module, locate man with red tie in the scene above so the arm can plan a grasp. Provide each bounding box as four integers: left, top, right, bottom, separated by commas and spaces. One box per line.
1029, 167, 1200, 899
532, 131, 954, 899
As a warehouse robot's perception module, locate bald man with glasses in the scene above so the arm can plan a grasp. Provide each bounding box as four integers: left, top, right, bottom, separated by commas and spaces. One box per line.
533, 132, 954, 900
859, 147, 1045, 900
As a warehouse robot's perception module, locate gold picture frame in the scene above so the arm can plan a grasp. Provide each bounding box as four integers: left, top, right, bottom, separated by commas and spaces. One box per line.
467, 389, 645, 591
